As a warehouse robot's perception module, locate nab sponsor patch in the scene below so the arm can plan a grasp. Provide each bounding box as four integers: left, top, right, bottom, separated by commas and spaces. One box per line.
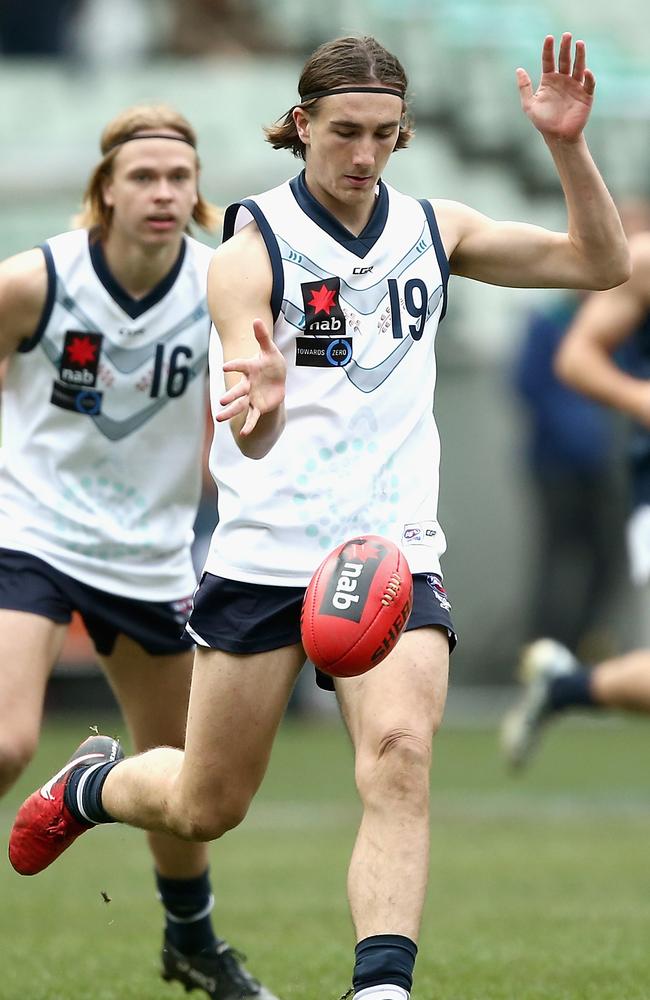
51, 331, 104, 416
295, 336, 352, 368
297, 278, 351, 368
301, 277, 347, 336
50, 381, 103, 415
59, 331, 103, 386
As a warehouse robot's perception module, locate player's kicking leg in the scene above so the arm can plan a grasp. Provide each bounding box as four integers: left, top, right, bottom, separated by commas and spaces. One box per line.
9, 643, 302, 999
101, 636, 280, 1000
9, 733, 124, 874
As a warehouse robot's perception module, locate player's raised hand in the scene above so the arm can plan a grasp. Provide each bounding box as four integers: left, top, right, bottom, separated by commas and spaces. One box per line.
218, 318, 286, 437
517, 33, 595, 142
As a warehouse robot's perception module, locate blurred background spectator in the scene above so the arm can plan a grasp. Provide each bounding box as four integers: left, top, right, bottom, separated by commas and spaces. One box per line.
512, 199, 650, 662
512, 290, 625, 661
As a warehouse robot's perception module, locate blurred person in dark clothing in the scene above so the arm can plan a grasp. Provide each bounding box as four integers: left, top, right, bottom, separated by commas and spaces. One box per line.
0, 0, 83, 56
503, 201, 650, 771
513, 290, 624, 657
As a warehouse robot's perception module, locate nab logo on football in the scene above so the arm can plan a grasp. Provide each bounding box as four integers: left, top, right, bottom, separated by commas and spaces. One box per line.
301, 534, 413, 678
320, 542, 385, 623
330, 561, 363, 613
301, 277, 347, 336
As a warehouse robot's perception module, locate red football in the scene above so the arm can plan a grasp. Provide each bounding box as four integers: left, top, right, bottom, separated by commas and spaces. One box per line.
301, 535, 413, 678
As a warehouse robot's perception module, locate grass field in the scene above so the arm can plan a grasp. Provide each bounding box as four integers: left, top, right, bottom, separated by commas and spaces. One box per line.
1, 711, 649, 1000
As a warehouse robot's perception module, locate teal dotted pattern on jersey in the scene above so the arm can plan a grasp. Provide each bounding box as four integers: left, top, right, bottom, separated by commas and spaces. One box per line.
292, 435, 400, 550
51, 475, 152, 562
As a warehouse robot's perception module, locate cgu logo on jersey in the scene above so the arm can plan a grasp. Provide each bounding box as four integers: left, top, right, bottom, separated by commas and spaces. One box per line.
402, 521, 438, 546
51, 330, 104, 416
297, 277, 352, 368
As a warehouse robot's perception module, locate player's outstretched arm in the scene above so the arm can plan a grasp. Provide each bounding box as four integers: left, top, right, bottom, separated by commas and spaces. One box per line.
208, 226, 286, 459
0, 249, 49, 360
555, 233, 650, 425
439, 34, 630, 291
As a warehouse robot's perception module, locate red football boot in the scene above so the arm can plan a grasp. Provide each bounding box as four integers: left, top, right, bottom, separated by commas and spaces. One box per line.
9, 734, 123, 875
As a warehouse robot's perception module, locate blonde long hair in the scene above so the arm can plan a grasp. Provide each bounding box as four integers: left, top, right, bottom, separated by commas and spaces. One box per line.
74, 104, 222, 238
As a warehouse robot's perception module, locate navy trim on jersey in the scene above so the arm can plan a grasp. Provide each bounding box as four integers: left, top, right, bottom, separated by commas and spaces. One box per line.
289, 171, 389, 260
88, 234, 187, 320
419, 199, 449, 321
221, 202, 239, 242
18, 244, 57, 354
223, 200, 284, 322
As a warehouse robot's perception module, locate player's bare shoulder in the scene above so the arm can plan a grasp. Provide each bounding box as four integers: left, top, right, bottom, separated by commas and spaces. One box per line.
208, 220, 272, 308
0, 247, 50, 357
210, 222, 270, 277
429, 198, 487, 261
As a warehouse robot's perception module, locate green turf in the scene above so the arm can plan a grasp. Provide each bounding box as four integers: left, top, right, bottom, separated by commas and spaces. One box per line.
1, 713, 649, 999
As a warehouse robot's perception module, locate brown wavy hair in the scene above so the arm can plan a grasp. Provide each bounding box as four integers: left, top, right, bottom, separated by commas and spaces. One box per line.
264, 35, 413, 160
74, 104, 222, 238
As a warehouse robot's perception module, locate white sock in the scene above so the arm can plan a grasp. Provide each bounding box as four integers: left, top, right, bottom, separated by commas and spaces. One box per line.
354, 987, 409, 1000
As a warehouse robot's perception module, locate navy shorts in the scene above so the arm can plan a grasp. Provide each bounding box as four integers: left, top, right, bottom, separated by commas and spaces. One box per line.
0, 547, 195, 657
186, 572, 457, 690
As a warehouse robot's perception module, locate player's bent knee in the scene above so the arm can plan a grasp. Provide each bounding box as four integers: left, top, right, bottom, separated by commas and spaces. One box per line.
171, 796, 251, 842
356, 729, 432, 806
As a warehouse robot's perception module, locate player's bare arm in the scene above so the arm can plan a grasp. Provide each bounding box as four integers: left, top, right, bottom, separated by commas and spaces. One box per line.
0, 249, 49, 360
555, 232, 650, 425
208, 225, 287, 459
435, 34, 630, 291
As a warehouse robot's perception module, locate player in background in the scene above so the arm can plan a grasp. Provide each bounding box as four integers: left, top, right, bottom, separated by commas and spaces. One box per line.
9, 34, 630, 1000
0, 104, 276, 1000
502, 227, 650, 769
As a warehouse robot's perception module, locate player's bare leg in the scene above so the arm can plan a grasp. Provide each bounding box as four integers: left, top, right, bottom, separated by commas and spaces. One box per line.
337, 627, 448, 938
0, 611, 66, 794
99, 635, 207, 877
590, 650, 650, 709
11, 641, 303, 1000
501, 641, 650, 771
99, 643, 304, 839
102, 635, 288, 998
336, 627, 449, 998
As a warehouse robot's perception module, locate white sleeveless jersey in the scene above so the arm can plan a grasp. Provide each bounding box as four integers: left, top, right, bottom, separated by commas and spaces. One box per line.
0, 229, 214, 600
205, 172, 449, 586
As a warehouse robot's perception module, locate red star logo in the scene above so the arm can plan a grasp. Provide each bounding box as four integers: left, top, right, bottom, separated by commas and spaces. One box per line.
66, 336, 98, 366
308, 284, 337, 316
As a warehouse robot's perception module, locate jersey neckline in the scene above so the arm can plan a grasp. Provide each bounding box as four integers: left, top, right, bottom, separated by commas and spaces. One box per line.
289, 170, 388, 260
88, 233, 187, 319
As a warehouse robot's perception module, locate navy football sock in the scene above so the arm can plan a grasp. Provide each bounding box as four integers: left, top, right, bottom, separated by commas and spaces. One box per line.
64, 760, 119, 825
353, 934, 418, 993
157, 869, 217, 955
548, 668, 597, 712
